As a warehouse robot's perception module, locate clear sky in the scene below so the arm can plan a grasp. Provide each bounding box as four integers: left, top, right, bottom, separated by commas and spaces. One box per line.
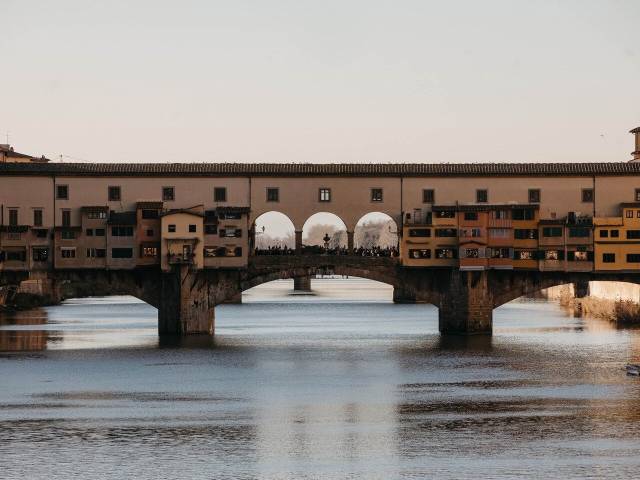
2, 0, 639, 164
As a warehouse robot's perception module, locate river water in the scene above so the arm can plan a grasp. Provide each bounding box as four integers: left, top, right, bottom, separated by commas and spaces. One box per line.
1, 278, 639, 479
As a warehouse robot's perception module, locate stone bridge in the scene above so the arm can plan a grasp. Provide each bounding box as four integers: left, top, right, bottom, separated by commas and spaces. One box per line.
2, 257, 640, 336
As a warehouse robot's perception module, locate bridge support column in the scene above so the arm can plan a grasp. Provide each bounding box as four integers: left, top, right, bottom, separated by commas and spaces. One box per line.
439, 270, 493, 335
293, 275, 312, 292
573, 280, 590, 298
158, 265, 214, 336
393, 286, 416, 303
347, 231, 354, 253
295, 230, 303, 255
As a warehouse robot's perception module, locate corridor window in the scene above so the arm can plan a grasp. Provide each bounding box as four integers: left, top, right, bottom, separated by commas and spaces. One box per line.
108, 186, 121, 202
168, 224, 176, 233
371, 188, 383, 202
214, 187, 227, 202
162, 186, 175, 201
602, 253, 615, 263
33, 209, 43, 227
422, 189, 435, 203
476, 189, 488, 203
189, 224, 197, 233
266, 187, 279, 202
8, 209, 18, 226
319, 188, 331, 202
528, 189, 541, 203
581, 188, 594, 203
56, 185, 68, 200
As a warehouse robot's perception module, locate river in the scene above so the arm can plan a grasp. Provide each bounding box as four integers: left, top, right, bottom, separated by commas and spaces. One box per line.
1, 278, 639, 479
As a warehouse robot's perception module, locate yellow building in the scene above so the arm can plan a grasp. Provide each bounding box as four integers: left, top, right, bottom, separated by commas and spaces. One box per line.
401, 206, 458, 267
594, 203, 640, 271
160, 206, 205, 271
512, 206, 539, 269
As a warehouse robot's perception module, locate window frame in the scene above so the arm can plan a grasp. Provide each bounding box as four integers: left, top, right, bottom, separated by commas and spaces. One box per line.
581, 188, 594, 203
422, 189, 435, 204
33, 209, 43, 227
214, 187, 227, 203
319, 188, 332, 202
476, 189, 488, 203
108, 185, 122, 202
528, 188, 541, 203
266, 187, 279, 203
162, 186, 175, 201
56, 185, 69, 200
370, 188, 383, 202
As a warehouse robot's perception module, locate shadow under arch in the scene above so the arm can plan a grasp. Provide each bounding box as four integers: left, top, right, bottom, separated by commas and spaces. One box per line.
252, 210, 296, 250
353, 211, 399, 249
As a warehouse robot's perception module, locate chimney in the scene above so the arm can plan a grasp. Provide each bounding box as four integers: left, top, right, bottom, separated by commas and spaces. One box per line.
631, 127, 640, 162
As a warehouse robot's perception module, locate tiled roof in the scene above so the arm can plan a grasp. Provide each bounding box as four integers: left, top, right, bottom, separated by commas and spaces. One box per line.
1, 162, 640, 177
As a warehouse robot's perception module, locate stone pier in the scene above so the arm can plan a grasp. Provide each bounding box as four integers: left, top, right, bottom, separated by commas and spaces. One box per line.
158, 265, 214, 335
438, 270, 493, 335
293, 275, 312, 292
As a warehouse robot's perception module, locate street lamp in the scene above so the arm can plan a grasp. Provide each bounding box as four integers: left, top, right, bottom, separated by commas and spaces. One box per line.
323, 233, 331, 251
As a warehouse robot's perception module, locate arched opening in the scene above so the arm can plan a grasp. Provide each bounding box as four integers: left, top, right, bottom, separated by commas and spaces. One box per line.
301, 212, 348, 254
353, 212, 399, 257
253, 211, 296, 254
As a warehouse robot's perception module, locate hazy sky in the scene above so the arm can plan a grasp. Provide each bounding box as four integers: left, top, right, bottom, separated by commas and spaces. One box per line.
2, 0, 639, 164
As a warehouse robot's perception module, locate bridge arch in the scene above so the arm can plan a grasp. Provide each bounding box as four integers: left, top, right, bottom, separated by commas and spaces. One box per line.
253, 211, 296, 250
353, 211, 399, 250
302, 212, 349, 249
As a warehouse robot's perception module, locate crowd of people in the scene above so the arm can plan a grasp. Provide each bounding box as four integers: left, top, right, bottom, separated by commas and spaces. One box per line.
254, 245, 399, 257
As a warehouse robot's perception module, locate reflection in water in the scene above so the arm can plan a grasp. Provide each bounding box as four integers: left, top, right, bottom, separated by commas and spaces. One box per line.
1, 280, 640, 479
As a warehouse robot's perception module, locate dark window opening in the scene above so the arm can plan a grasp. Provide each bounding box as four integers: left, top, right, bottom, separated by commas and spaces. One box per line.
214, 187, 227, 202
108, 186, 121, 202
528, 189, 541, 203
422, 189, 435, 203
582, 188, 594, 203
602, 253, 616, 263
266, 188, 279, 202
476, 189, 488, 203
56, 185, 68, 200
162, 187, 175, 201
371, 188, 383, 202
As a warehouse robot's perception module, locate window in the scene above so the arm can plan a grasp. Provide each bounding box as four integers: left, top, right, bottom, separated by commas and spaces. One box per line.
86, 248, 106, 258
162, 186, 175, 201
627, 230, 640, 239
542, 227, 562, 237
512, 208, 535, 220
61, 247, 76, 259
409, 249, 431, 259
111, 226, 134, 236
233, 247, 243, 257
464, 212, 478, 221
95, 228, 105, 237
435, 248, 457, 259
490, 248, 511, 259
434, 210, 455, 219
599, 230, 608, 238
476, 189, 488, 203
141, 247, 158, 258
603, 253, 615, 263
146, 229, 154, 237
266, 188, 279, 202
205, 224, 218, 235
435, 228, 457, 237
33, 209, 43, 227
489, 228, 510, 238
8, 209, 18, 226
86, 229, 94, 236
112, 248, 133, 259
635, 189, 640, 202
464, 248, 479, 258
219, 228, 242, 238
35, 229, 48, 238
142, 209, 158, 219
409, 228, 431, 237
637, 210, 640, 218
626, 210, 634, 218
528, 189, 541, 203
582, 188, 594, 203
611, 230, 619, 238
319, 188, 331, 202
627, 254, 640, 263
87, 211, 107, 220
371, 188, 383, 202
514, 229, 538, 239
214, 187, 227, 202
108, 186, 121, 202
189, 224, 197, 233
32, 247, 49, 262
494, 210, 509, 220
516, 250, 534, 260
545, 250, 560, 260
168, 224, 176, 233
61, 230, 76, 240
204, 247, 218, 258
56, 185, 68, 200
422, 189, 435, 203
569, 227, 590, 238
6, 249, 26, 262
573, 251, 589, 261
62, 210, 71, 227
